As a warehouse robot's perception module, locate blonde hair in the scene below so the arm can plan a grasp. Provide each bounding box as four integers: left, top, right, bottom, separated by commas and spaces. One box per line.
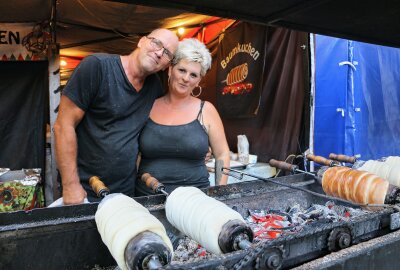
171, 38, 212, 77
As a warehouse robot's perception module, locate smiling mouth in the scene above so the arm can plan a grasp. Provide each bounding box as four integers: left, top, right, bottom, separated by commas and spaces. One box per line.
148, 55, 159, 65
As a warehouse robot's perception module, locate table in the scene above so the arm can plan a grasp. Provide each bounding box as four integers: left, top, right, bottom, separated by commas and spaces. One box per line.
209, 162, 276, 186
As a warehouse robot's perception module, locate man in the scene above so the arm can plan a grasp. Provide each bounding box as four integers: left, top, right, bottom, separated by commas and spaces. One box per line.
54, 29, 179, 204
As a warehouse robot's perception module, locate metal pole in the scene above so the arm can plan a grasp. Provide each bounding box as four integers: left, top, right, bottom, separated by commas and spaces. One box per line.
47, 0, 61, 205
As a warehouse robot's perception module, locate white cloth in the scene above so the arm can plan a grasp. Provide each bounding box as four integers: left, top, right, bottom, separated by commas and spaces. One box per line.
47, 197, 89, 207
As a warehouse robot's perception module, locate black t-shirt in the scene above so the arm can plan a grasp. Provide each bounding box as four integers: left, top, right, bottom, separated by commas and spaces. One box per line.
62, 53, 163, 201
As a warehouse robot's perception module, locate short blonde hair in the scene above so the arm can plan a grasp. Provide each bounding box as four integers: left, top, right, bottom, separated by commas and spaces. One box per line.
171, 38, 212, 77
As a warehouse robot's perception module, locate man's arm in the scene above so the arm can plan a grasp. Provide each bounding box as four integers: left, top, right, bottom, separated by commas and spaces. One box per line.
53, 95, 87, 204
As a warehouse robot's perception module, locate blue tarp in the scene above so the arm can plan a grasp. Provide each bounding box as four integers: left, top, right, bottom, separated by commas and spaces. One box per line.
314, 35, 400, 160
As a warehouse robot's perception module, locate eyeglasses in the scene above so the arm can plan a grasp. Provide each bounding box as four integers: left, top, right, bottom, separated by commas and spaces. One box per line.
146, 36, 174, 61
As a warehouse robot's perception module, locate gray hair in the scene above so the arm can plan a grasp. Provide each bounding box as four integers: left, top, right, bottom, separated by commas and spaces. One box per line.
171, 38, 212, 77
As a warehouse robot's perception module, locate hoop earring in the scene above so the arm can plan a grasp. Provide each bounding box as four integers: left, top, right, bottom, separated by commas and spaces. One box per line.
191, 86, 202, 98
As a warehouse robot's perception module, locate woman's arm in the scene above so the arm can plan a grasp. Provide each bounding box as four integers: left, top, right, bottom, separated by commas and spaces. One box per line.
202, 101, 230, 185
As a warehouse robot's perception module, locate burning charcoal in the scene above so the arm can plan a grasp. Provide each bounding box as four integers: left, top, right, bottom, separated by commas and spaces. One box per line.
248, 209, 268, 222
247, 210, 291, 240
275, 220, 291, 228
269, 209, 293, 222
304, 205, 317, 213
317, 218, 333, 223
326, 212, 339, 222
172, 237, 215, 264
298, 213, 309, 220
306, 209, 324, 219
254, 222, 283, 239
287, 203, 302, 215
170, 202, 368, 264
311, 204, 339, 221
195, 247, 208, 257
345, 207, 369, 218
291, 214, 305, 225
323, 201, 348, 217
325, 200, 336, 209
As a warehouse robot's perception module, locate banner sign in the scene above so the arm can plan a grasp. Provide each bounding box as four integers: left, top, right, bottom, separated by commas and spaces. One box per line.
216, 22, 266, 118
0, 23, 47, 61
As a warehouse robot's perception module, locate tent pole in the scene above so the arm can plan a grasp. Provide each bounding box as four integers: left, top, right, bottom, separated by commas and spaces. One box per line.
308, 33, 316, 172
46, 0, 61, 205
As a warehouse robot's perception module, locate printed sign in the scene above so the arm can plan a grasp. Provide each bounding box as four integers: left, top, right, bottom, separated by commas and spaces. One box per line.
0, 23, 48, 61
216, 22, 266, 118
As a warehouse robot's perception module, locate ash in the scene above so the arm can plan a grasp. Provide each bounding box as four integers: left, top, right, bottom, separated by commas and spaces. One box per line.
171, 237, 218, 264
246, 200, 368, 240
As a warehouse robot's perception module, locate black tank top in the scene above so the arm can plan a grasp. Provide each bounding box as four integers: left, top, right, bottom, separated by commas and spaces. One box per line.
136, 101, 209, 196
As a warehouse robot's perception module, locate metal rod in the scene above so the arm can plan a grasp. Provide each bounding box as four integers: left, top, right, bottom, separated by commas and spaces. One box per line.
238, 239, 252, 250
147, 255, 163, 269
160, 189, 169, 196
294, 168, 316, 176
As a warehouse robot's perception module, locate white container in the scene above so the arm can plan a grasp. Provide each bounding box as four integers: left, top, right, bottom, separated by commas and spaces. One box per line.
248, 154, 258, 164
237, 135, 249, 164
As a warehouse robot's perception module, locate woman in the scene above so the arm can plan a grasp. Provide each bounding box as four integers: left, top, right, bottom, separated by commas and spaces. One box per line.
136, 38, 230, 196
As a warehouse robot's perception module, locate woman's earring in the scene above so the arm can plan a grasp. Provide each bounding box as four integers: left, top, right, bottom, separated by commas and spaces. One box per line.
191, 86, 202, 97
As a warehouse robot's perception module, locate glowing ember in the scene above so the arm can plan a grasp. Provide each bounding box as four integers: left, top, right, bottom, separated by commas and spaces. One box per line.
172, 201, 367, 263
246, 201, 367, 240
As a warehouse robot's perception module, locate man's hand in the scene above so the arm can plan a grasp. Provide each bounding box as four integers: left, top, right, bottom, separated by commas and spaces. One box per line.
62, 182, 87, 205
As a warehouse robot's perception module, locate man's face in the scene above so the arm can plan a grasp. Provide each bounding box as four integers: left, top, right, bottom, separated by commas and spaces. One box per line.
139, 30, 178, 74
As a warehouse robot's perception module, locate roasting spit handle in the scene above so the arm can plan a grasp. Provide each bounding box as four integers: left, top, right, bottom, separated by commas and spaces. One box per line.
269, 159, 298, 173
141, 173, 169, 196
269, 159, 316, 177
89, 176, 110, 198
329, 153, 357, 164
306, 154, 339, 167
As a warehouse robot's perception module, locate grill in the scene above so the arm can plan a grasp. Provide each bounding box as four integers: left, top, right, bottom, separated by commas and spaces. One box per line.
1, 173, 399, 270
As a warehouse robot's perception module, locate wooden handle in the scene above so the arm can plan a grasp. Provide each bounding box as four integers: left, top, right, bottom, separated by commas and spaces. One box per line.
89, 176, 109, 198
306, 154, 336, 166
269, 159, 298, 172
329, 153, 357, 163
141, 173, 163, 192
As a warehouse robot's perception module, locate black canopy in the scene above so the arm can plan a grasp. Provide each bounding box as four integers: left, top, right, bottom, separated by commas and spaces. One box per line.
1, 0, 399, 58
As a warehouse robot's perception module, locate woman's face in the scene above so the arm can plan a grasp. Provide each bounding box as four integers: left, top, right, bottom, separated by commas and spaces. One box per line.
169, 58, 202, 96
